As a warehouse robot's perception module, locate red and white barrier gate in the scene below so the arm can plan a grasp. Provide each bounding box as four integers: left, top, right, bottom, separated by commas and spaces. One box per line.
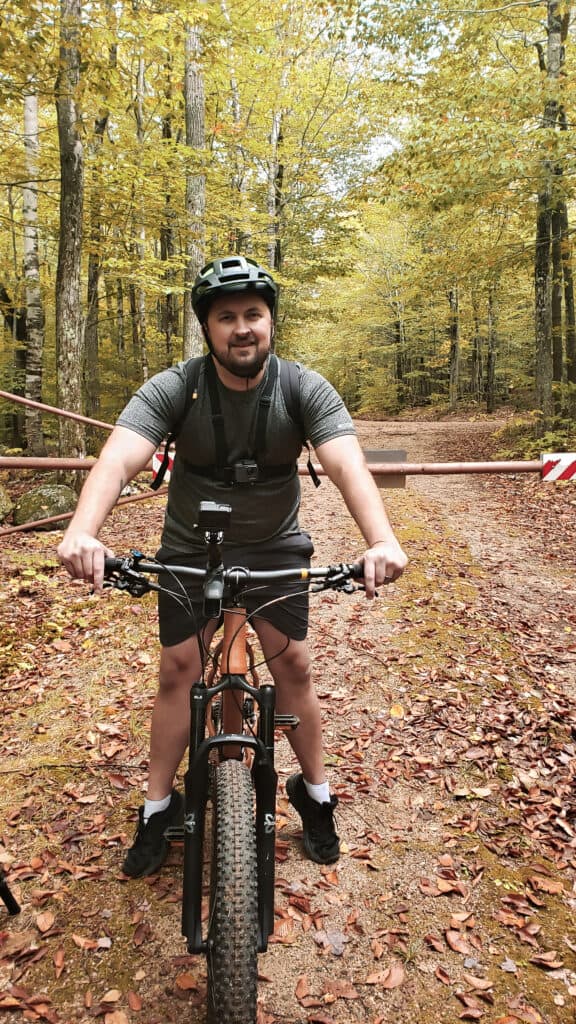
541, 453, 576, 482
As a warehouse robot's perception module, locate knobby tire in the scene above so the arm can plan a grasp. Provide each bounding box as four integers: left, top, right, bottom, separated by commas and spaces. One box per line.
206, 760, 258, 1024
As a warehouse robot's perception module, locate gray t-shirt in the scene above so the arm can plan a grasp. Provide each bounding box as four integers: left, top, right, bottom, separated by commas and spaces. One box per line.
117, 357, 355, 551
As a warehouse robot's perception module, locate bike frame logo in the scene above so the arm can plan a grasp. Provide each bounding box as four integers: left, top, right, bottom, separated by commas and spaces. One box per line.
263, 813, 275, 835
184, 812, 196, 835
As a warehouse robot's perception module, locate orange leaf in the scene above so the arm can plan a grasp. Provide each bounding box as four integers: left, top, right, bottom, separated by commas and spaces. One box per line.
366, 961, 405, 988
127, 991, 142, 1011
175, 972, 198, 991
53, 946, 65, 979
295, 975, 309, 1000
463, 974, 493, 991
445, 929, 472, 955
36, 911, 55, 933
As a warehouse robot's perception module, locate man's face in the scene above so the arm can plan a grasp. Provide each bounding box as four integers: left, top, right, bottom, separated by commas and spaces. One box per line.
205, 291, 273, 379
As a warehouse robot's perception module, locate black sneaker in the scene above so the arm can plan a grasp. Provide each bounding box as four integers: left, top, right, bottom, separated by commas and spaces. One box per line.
122, 790, 183, 878
285, 774, 340, 864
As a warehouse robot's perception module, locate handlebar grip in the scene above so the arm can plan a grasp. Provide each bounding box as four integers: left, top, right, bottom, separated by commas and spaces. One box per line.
350, 561, 365, 579
104, 556, 125, 573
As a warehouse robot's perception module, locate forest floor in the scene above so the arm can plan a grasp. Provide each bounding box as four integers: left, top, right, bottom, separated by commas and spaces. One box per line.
0, 415, 575, 1024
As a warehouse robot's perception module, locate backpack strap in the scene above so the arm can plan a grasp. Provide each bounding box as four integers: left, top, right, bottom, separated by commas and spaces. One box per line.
277, 357, 321, 488
150, 355, 205, 490
204, 353, 229, 468
254, 353, 279, 457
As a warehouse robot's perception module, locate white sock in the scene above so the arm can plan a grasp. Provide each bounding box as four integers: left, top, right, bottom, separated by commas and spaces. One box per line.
304, 779, 331, 805
143, 794, 171, 824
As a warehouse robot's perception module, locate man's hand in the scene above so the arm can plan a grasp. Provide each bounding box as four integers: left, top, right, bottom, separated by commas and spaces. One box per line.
57, 532, 114, 593
360, 538, 408, 599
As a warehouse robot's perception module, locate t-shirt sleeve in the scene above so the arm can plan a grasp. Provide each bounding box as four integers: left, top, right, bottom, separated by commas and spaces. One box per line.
116, 364, 189, 446
299, 368, 356, 449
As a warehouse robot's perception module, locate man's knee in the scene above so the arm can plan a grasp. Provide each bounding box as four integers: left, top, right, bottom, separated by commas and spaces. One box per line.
272, 643, 312, 688
159, 639, 201, 694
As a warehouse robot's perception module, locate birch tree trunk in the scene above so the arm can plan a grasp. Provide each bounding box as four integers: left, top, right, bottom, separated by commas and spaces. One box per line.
23, 91, 46, 454
84, 110, 109, 447
182, 20, 205, 359
132, 53, 148, 382
267, 88, 286, 271
55, 0, 85, 466
560, 201, 576, 389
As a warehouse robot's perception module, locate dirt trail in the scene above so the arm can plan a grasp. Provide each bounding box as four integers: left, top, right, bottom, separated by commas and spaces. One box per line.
1, 418, 575, 1024
355, 419, 576, 700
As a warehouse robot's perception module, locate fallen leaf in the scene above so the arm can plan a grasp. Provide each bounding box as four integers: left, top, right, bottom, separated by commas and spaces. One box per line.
36, 912, 56, 934
101, 989, 121, 1003
127, 991, 142, 1011
175, 972, 198, 991
445, 930, 472, 955
463, 974, 493, 991
435, 966, 451, 985
295, 976, 310, 1000
366, 961, 405, 988
322, 979, 359, 999
529, 950, 564, 969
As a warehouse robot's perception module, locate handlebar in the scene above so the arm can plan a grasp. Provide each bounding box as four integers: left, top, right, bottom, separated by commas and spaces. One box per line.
103, 552, 365, 599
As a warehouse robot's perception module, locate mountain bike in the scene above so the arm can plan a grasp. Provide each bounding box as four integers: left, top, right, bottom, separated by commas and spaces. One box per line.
104, 500, 364, 1024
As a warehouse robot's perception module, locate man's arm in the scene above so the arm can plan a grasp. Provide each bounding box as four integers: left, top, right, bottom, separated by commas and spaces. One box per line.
57, 426, 157, 591
314, 434, 408, 597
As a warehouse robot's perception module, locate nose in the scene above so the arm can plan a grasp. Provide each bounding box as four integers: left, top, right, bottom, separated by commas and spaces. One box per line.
234, 318, 252, 336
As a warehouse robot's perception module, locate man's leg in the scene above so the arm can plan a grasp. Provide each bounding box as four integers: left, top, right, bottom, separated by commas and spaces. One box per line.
253, 617, 340, 864
147, 631, 213, 798
252, 618, 325, 782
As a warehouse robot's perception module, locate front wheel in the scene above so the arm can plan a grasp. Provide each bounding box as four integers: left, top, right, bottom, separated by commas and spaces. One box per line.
206, 760, 258, 1024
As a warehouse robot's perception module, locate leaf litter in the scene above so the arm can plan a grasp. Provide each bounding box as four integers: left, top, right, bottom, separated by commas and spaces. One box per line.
0, 417, 575, 1022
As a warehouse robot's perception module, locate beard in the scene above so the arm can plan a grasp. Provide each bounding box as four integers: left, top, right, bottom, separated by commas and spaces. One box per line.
211, 341, 270, 379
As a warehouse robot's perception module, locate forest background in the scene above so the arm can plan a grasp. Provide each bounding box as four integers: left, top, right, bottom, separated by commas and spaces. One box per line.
0, 0, 575, 461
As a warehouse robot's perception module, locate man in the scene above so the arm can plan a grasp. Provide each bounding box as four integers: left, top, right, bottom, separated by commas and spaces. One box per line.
58, 255, 407, 875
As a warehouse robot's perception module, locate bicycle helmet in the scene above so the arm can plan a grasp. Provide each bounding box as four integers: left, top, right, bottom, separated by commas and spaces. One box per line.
191, 255, 279, 324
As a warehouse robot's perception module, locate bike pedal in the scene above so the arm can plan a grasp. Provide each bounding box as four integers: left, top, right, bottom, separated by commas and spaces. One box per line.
274, 714, 300, 731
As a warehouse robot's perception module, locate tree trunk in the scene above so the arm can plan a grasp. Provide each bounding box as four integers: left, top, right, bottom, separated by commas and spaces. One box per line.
84, 110, 109, 450
486, 284, 498, 414
0, 285, 27, 445
533, 0, 564, 430
560, 201, 576, 388
267, 99, 286, 271
55, 0, 85, 470
470, 291, 482, 403
551, 204, 563, 388
160, 82, 178, 367
182, 19, 205, 359
448, 285, 460, 411
132, 53, 148, 382
220, 0, 251, 253
22, 91, 46, 455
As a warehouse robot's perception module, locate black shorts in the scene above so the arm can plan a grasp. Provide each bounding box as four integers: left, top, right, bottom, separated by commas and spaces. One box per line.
157, 533, 314, 648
